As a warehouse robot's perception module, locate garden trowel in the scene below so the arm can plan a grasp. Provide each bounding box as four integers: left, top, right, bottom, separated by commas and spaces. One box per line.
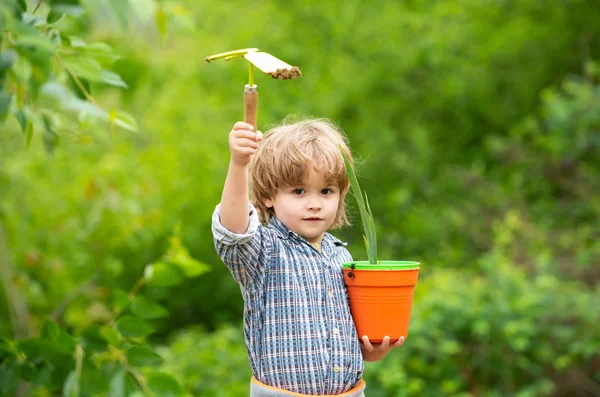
205, 48, 302, 131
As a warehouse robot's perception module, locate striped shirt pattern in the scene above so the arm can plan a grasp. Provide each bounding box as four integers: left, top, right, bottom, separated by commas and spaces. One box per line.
212, 204, 364, 395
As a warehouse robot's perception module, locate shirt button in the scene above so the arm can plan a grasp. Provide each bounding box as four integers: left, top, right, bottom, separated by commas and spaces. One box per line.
334, 365, 341, 373
333, 327, 339, 335
328, 291, 334, 298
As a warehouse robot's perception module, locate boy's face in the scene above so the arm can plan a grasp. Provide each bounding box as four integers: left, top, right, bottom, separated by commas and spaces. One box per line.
264, 165, 340, 244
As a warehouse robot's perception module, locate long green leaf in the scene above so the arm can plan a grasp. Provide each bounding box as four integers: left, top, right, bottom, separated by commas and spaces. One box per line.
340, 146, 378, 264
364, 192, 377, 263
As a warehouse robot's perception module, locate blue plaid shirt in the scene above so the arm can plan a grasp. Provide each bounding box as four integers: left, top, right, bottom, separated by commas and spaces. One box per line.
212, 204, 364, 394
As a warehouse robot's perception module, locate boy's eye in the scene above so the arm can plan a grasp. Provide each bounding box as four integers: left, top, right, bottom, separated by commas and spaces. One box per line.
292, 188, 305, 195
321, 188, 333, 195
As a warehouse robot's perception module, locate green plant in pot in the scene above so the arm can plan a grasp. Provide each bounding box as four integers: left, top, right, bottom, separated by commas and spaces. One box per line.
341, 149, 420, 343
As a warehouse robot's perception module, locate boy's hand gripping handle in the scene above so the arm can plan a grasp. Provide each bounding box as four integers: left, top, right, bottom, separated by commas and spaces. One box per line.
244, 84, 258, 131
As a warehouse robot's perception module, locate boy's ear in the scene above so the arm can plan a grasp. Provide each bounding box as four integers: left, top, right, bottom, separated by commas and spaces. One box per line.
264, 198, 274, 208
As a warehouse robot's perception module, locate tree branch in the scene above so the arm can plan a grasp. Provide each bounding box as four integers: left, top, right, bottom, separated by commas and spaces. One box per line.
32, 0, 43, 15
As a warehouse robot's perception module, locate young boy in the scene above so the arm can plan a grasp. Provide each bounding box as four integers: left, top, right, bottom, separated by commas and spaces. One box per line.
212, 119, 405, 396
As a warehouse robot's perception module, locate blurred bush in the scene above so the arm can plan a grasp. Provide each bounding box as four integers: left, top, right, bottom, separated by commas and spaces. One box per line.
364, 265, 600, 397
158, 325, 250, 397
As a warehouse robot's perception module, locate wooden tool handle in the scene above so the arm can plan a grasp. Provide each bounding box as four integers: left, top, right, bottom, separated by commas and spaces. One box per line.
244, 84, 258, 131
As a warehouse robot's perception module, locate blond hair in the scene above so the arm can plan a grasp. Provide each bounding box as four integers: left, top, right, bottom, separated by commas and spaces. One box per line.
250, 118, 353, 228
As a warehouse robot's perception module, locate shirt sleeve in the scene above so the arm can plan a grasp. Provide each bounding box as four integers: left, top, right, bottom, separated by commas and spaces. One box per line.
212, 203, 272, 291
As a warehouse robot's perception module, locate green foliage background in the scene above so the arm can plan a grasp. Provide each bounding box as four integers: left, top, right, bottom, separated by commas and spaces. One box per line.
1, 0, 599, 396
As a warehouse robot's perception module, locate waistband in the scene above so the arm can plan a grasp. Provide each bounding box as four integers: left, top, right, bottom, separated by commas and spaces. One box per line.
250, 377, 366, 397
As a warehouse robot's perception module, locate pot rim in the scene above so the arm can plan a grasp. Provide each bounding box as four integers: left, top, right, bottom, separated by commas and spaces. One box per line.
343, 260, 421, 270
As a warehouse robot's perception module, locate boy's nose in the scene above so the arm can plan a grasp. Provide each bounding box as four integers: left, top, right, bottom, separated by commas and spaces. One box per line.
307, 197, 322, 210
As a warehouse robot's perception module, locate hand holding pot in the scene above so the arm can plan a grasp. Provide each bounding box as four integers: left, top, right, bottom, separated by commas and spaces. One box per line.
360, 335, 405, 362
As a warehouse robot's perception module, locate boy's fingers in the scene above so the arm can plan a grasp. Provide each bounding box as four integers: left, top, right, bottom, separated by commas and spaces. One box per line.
361, 335, 373, 352
233, 121, 254, 131
381, 336, 390, 350
232, 130, 262, 142
232, 146, 257, 157
232, 146, 258, 157
233, 138, 259, 149
391, 336, 405, 348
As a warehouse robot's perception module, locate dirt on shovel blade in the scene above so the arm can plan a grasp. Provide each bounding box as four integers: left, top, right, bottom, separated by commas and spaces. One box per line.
269, 67, 302, 80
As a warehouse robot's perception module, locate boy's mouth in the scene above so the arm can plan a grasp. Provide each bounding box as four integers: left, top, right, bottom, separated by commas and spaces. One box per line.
303, 217, 323, 221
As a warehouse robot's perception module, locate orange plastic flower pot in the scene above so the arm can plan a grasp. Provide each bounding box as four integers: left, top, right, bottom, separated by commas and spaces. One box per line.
343, 261, 420, 343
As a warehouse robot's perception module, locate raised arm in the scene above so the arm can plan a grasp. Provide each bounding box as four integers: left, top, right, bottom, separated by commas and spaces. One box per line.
220, 121, 262, 233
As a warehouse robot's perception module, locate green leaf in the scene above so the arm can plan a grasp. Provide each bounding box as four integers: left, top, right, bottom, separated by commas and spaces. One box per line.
47, 8, 65, 24
340, 146, 378, 264
0, 91, 12, 122
25, 121, 34, 147
21, 11, 47, 27
363, 192, 377, 262
51, 5, 86, 19
111, 110, 139, 132
131, 296, 168, 319
39, 81, 71, 102
80, 368, 108, 394
85, 43, 121, 66
100, 325, 122, 346
16, 0, 27, 14
125, 373, 139, 395
59, 33, 72, 46
126, 346, 163, 367
14, 109, 27, 131
17, 338, 42, 362
62, 55, 128, 88
13, 21, 58, 53
109, 367, 126, 397
115, 316, 154, 338
61, 56, 103, 82
144, 262, 185, 287
67, 73, 91, 100
38, 322, 75, 358
101, 70, 128, 88
42, 329, 76, 355
0, 361, 19, 396
165, 235, 210, 277
42, 114, 59, 156
27, 363, 52, 388
147, 373, 183, 397
111, 289, 131, 311
171, 255, 210, 278
68, 36, 88, 48
41, 319, 60, 340
66, 96, 106, 118
48, 28, 62, 45
80, 325, 108, 352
